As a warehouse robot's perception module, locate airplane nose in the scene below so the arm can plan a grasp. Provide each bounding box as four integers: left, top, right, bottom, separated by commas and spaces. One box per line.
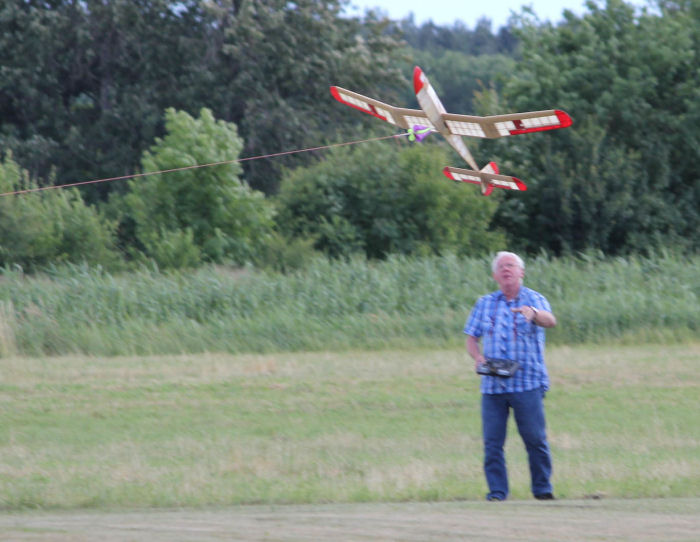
413, 66, 425, 94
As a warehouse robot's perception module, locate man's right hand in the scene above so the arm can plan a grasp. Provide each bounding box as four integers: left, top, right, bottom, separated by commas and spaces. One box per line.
467, 335, 486, 375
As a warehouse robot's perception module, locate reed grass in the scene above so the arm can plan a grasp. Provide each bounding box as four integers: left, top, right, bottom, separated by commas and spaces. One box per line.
0, 252, 696, 357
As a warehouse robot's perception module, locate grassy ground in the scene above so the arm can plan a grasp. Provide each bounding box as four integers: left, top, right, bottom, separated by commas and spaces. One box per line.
1, 343, 698, 510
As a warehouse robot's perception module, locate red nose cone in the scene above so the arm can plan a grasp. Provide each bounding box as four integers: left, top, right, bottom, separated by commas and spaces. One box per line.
413, 66, 425, 94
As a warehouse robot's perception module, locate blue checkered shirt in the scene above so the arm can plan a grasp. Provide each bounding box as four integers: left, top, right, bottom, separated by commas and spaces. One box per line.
464, 286, 551, 394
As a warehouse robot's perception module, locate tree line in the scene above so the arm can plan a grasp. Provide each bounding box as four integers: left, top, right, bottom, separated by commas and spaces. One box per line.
0, 0, 697, 272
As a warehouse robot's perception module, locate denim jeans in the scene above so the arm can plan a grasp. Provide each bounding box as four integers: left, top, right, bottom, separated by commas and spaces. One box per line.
481, 387, 552, 500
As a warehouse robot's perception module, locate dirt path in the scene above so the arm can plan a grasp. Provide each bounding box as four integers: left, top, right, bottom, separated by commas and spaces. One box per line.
1, 498, 699, 541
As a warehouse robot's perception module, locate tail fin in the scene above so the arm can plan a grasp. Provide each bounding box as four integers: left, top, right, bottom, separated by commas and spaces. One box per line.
479, 162, 498, 195
481, 162, 499, 175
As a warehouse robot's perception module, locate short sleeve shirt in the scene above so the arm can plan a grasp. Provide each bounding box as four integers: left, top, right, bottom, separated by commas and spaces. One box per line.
464, 286, 551, 394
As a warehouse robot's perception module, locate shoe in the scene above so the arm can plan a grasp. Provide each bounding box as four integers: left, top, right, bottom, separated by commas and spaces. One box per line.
487, 495, 505, 502
534, 493, 555, 500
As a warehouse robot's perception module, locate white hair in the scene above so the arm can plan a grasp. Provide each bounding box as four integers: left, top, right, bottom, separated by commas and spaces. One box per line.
491, 251, 525, 273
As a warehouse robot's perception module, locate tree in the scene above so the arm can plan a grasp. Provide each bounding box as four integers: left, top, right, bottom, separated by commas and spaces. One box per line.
0, 0, 408, 198
403, 51, 516, 115
0, 0, 218, 201
275, 141, 505, 259
397, 16, 518, 55
221, 0, 406, 193
495, 0, 699, 254
120, 108, 274, 268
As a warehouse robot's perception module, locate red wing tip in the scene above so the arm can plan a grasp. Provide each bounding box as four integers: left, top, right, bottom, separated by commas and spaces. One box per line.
442, 166, 454, 180
413, 66, 425, 94
330, 86, 341, 100
513, 177, 527, 191
554, 109, 573, 128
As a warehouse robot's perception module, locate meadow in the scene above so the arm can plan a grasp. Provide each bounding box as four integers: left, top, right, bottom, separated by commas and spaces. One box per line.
1, 343, 698, 510
0, 252, 697, 357
0, 252, 698, 514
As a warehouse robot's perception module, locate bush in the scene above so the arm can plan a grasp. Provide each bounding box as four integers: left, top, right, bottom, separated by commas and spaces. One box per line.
120, 108, 275, 268
0, 153, 120, 271
275, 141, 505, 259
254, 231, 320, 273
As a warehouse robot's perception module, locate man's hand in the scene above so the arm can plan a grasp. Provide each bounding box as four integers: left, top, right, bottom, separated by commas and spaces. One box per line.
511, 305, 538, 322
512, 306, 557, 328
466, 335, 486, 374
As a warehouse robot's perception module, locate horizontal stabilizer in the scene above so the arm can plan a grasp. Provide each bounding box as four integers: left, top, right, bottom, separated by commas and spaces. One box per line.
443, 165, 527, 196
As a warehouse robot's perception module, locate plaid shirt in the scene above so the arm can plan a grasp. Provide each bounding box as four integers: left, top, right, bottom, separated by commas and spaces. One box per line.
464, 286, 551, 394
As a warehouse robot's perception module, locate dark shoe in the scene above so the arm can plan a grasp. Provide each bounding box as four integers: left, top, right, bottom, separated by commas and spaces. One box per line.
487, 495, 506, 501
535, 492, 555, 500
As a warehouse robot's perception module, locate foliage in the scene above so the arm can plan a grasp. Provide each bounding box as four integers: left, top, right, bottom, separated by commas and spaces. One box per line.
397, 16, 518, 56
275, 141, 505, 259
253, 230, 320, 273
0, 153, 119, 271
0, 0, 408, 196
0, 0, 216, 201
0, 252, 696, 357
0, 0, 697, 266
119, 108, 275, 268
221, 0, 407, 193
400, 51, 516, 115
495, 0, 700, 254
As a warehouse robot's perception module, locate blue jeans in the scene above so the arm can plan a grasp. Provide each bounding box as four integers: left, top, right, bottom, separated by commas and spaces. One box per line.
481, 388, 552, 500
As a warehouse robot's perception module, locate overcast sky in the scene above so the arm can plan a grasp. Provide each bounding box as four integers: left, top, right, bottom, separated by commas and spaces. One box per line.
344, 0, 649, 29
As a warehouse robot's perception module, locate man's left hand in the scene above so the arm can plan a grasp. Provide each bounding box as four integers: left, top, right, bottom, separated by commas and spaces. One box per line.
511, 305, 537, 323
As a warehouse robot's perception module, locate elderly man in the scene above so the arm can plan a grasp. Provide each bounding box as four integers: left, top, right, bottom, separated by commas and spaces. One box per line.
464, 251, 557, 501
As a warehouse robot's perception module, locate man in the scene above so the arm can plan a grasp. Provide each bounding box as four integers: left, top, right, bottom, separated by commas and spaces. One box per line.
464, 251, 557, 501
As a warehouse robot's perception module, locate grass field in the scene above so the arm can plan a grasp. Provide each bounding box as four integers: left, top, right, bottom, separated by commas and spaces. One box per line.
1, 343, 698, 511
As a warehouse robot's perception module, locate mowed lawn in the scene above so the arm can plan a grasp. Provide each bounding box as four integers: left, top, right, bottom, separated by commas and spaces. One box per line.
1, 343, 698, 509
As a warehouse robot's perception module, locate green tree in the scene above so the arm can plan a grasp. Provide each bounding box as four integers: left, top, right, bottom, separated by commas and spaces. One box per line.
120, 108, 275, 268
402, 51, 516, 115
0, 0, 408, 198
0, 154, 119, 271
0, 0, 218, 200
496, 0, 699, 254
275, 141, 505, 259
398, 16, 518, 55
222, 0, 406, 193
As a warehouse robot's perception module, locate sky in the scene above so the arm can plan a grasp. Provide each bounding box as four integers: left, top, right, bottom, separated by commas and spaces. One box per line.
344, 0, 646, 29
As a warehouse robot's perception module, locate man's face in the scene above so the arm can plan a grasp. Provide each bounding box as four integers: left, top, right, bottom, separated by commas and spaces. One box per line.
493, 255, 524, 291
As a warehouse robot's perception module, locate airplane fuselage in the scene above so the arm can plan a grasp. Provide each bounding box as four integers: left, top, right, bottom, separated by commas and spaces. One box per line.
413, 66, 480, 172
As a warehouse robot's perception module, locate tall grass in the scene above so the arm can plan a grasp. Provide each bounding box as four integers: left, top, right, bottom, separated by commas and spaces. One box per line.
0, 252, 697, 356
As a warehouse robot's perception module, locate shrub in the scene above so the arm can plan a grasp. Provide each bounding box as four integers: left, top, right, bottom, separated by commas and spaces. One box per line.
120, 108, 275, 268
275, 141, 505, 259
0, 153, 120, 271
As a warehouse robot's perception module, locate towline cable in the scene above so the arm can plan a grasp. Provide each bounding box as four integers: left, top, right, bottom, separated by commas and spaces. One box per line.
0, 132, 412, 198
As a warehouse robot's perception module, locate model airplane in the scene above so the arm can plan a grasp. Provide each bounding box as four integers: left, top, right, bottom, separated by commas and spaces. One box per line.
330, 66, 572, 195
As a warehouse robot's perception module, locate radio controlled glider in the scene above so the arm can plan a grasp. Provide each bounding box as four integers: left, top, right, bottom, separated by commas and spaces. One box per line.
330, 66, 572, 195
